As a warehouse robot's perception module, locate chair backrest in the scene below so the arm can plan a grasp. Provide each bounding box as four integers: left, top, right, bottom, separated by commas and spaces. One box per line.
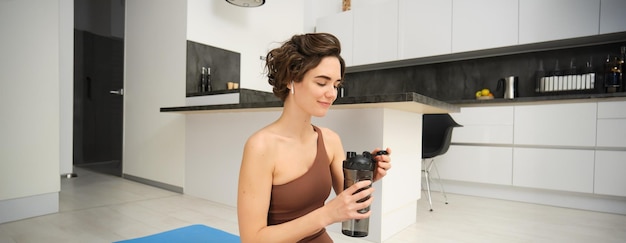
422, 114, 462, 159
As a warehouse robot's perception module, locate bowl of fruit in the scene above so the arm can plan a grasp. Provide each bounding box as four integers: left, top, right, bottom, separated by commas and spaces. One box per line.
475, 89, 494, 100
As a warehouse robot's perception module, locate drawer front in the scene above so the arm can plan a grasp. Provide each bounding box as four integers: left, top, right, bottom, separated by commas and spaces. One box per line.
596, 118, 626, 148
451, 106, 514, 125
452, 125, 513, 144
513, 147, 594, 193
594, 151, 626, 197
437, 145, 513, 185
514, 103, 596, 147
597, 101, 626, 119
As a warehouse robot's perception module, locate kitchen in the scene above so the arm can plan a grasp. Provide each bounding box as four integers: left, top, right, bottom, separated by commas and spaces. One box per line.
2, 0, 626, 242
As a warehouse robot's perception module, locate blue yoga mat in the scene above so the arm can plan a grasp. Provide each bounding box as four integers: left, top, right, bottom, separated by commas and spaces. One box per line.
114, 224, 240, 243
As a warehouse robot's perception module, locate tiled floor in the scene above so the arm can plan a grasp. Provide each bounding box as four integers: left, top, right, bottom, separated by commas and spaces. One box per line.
1, 167, 625, 243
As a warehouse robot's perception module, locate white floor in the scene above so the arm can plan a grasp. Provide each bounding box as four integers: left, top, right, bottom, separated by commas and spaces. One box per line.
1, 167, 625, 243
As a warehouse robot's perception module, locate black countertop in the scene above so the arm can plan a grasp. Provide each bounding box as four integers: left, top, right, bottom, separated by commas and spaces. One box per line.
161, 92, 460, 114
448, 92, 626, 106
162, 89, 626, 114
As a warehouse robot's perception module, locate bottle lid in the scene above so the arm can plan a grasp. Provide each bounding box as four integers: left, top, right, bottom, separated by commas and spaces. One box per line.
343, 151, 375, 171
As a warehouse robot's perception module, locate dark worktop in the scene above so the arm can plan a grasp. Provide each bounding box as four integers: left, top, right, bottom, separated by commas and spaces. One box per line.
161, 91, 460, 114
448, 92, 626, 106
163, 88, 626, 113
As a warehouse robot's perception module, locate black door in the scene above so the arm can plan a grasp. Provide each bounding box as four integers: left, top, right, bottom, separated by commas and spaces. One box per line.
73, 30, 124, 177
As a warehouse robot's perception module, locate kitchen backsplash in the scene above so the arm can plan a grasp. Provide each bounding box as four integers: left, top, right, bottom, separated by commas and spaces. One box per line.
343, 41, 625, 101
186, 41, 240, 96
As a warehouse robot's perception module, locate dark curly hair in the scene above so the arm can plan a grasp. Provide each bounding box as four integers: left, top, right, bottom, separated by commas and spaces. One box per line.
265, 33, 346, 101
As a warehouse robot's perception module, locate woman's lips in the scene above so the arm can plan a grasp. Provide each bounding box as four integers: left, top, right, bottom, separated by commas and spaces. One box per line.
318, 101, 332, 108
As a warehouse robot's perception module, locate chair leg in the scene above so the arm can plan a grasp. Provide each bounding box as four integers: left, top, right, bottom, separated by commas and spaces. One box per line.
422, 159, 434, 211
431, 159, 448, 204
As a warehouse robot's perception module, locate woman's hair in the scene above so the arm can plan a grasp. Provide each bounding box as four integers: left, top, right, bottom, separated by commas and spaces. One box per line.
265, 33, 346, 101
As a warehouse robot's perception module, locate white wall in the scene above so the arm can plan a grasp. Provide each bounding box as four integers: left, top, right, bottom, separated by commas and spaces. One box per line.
186, 0, 306, 92
123, 0, 187, 187
59, 0, 74, 176
0, 0, 63, 223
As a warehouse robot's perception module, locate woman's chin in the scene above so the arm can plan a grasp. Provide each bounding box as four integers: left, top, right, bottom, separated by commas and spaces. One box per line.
312, 110, 329, 117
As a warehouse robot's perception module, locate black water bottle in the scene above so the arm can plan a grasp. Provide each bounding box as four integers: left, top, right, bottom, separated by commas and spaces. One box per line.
341, 151, 376, 237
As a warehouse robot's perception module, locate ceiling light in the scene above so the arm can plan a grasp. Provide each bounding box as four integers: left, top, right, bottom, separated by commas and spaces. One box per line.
226, 0, 265, 7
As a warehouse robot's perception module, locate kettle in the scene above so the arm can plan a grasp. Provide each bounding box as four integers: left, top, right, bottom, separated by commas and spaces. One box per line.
497, 76, 519, 99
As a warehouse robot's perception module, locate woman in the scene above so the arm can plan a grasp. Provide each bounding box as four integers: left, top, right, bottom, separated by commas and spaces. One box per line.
237, 33, 392, 243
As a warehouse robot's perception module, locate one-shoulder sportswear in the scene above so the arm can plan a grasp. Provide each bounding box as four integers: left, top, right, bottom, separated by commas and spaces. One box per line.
267, 125, 333, 242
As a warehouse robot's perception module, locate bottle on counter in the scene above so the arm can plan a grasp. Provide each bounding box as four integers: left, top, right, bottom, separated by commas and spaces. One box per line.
583, 58, 595, 90
199, 67, 207, 93
604, 55, 621, 93
566, 59, 577, 91
619, 46, 626, 92
206, 67, 212, 92
536, 60, 545, 93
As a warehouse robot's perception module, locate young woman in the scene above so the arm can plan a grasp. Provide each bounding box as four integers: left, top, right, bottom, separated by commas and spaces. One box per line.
237, 33, 392, 243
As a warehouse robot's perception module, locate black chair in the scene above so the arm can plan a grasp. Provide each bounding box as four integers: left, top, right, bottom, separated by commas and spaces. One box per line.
422, 114, 462, 211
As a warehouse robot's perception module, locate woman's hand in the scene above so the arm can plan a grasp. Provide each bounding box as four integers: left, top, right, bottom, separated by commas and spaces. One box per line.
323, 180, 374, 224
372, 148, 392, 182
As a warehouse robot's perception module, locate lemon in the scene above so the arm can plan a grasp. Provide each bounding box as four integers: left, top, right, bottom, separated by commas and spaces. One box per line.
481, 89, 490, 96
475, 91, 482, 97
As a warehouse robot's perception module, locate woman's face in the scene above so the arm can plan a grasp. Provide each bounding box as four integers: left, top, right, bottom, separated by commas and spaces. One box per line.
292, 56, 341, 117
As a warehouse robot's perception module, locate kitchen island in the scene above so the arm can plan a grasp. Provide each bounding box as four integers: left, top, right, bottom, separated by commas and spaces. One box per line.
161, 92, 459, 242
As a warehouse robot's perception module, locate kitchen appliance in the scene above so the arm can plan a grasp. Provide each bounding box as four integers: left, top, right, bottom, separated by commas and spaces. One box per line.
342, 151, 376, 237
497, 76, 519, 99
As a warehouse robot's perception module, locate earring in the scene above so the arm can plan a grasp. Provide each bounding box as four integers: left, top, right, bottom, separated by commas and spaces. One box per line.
291, 81, 295, 94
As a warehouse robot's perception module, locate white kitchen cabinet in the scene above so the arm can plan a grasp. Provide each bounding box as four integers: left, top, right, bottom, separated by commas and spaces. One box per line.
452, 0, 518, 53
519, 0, 601, 44
600, 0, 626, 34
398, 0, 452, 60
597, 100, 626, 119
513, 147, 595, 193
437, 145, 513, 185
316, 10, 354, 66
514, 103, 597, 147
352, 0, 398, 66
450, 106, 514, 144
596, 101, 626, 148
594, 151, 626, 197
597, 119, 626, 148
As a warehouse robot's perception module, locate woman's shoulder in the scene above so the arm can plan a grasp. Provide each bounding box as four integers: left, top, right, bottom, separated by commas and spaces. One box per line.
314, 125, 341, 143
245, 127, 274, 151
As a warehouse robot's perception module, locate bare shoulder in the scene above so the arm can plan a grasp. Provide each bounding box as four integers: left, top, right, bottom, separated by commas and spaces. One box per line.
243, 128, 277, 158
316, 126, 344, 154
317, 126, 341, 143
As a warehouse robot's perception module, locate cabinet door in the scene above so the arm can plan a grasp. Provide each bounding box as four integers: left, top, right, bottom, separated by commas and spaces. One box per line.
519, 0, 600, 44
452, 0, 518, 53
398, 0, 452, 59
450, 106, 514, 144
437, 145, 513, 185
514, 103, 597, 147
513, 147, 594, 193
316, 10, 354, 66
597, 101, 626, 119
353, 0, 398, 66
597, 101, 626, 148
595, 151, 626, 197
600, 0, 626, 34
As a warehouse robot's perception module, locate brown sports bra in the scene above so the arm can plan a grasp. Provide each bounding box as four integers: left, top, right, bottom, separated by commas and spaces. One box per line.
267, 125, 333, 242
